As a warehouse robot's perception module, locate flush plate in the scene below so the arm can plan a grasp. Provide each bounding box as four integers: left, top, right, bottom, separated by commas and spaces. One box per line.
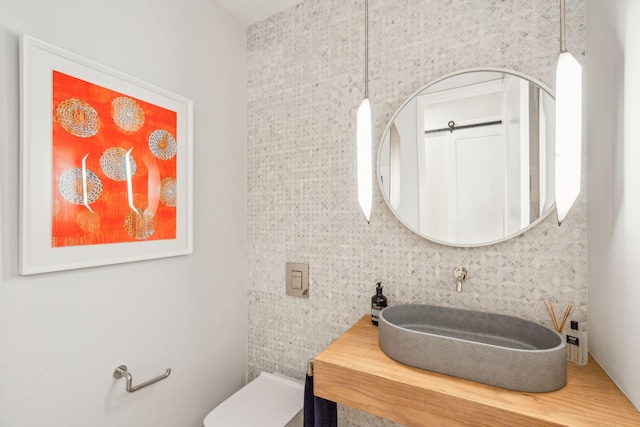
286, 262, 309, 298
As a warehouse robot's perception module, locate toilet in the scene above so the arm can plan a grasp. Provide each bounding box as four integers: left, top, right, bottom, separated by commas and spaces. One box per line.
203, 372, 304, 427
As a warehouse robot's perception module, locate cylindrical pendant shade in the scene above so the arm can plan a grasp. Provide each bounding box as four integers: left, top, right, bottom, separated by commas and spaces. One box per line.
554, 51, 582, 225
357, 98, 372, 223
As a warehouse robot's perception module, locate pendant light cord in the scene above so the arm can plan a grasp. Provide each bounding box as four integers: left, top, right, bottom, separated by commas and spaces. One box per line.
364, 0, 369, 98
560, 0, 567, 53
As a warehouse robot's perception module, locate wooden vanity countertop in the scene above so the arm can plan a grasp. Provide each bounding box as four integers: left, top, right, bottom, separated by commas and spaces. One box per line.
313, 315, 640, 426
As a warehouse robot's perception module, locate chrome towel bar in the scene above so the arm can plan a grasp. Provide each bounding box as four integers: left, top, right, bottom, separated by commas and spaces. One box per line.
113, 365, 171, 393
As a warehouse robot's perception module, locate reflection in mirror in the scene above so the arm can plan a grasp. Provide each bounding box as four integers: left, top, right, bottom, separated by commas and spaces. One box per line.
379, 70, 556, 246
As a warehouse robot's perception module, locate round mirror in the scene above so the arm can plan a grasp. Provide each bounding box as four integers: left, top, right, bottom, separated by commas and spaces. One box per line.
378, 69, 556, 247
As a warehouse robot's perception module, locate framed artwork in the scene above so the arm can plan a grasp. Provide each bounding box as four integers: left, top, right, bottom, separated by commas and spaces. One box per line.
19, 35, 193, 275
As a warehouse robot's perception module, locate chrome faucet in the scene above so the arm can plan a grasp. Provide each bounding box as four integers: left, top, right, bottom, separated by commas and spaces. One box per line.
454, 267, 468, 293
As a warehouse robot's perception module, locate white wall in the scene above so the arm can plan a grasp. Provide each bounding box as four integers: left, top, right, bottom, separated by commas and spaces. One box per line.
0, 1, 248, 426
587, 0, 640, 410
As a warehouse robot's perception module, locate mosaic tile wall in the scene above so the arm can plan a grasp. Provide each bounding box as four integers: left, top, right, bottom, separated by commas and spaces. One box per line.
247, 0, 586, 425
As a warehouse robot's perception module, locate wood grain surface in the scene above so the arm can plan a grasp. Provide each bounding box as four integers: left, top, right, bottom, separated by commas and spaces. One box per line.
314, 316, 640, 426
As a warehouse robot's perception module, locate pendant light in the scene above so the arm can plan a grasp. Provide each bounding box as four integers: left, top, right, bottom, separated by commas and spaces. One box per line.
554, 0, 582, 225
357, 0, 372, 223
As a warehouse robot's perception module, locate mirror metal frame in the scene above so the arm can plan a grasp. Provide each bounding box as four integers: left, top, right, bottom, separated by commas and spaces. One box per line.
377, 68, 557, 247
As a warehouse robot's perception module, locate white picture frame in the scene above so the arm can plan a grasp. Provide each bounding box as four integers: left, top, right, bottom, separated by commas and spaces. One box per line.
19, 34, 194, 275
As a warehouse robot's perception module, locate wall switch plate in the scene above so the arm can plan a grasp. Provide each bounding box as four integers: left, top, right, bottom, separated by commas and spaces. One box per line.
286, 262, 309, 298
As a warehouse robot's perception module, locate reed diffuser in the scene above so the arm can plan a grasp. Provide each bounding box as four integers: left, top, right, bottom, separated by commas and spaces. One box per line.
544, 300, 587, 365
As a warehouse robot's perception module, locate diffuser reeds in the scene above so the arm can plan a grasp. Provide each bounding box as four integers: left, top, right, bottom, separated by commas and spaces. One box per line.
544, 300, 572, 333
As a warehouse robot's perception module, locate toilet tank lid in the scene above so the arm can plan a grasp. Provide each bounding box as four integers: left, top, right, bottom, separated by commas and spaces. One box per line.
204, 372, 304, 427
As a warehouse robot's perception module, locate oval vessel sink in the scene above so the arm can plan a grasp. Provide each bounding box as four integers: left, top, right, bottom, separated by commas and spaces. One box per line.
379, 304, 566, 392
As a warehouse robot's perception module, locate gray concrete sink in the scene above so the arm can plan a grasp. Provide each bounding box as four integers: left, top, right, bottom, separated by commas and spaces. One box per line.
378, 304, 566, 392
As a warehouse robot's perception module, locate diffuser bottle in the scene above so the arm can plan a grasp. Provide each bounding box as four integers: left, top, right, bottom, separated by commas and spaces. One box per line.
566, 320, 588, 365
371, 282, 387, 326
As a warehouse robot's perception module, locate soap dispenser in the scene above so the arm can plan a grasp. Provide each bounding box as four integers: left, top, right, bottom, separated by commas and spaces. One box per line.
371, 282, 387, 326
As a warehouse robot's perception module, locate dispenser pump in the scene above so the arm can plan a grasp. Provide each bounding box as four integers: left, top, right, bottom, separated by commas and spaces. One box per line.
371, 282, 388, 326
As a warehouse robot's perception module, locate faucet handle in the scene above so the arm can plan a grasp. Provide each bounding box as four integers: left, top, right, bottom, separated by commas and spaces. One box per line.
454, 266, 468, 293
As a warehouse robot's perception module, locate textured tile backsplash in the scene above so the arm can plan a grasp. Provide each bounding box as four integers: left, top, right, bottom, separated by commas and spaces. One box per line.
247, 0, 586, 425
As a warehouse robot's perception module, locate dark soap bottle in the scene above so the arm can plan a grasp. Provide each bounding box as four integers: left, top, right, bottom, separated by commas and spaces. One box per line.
371, 282, 387, 326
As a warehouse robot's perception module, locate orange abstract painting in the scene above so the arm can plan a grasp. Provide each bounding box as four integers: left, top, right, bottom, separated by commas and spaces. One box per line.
51, 71, 178, 247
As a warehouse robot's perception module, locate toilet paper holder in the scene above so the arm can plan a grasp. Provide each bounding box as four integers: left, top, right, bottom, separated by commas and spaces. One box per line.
113, 364, 171, 393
